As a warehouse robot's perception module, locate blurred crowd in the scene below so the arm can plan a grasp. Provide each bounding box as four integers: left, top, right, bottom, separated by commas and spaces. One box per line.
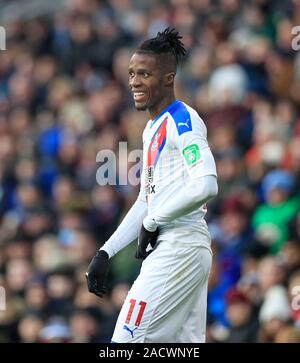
1, 0, 300, 343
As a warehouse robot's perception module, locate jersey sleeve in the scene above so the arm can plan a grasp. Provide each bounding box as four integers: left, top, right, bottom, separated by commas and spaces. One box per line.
137, 123, 149, 203
137, 167, 146, 202
168, 103, 217, 180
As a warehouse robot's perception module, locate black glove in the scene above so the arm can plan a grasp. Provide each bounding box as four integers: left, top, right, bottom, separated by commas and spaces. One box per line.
86, 250, 109, 298
135, 224, 159, 260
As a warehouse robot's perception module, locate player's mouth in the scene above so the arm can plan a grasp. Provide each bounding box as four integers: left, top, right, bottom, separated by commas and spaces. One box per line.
133, 91, 147, 103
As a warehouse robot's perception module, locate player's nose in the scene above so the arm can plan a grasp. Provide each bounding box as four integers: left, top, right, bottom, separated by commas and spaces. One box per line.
129, 75, 143, 89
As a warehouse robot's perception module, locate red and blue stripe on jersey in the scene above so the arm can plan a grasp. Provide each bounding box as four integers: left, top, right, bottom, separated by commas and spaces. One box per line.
147, 117, 168, 169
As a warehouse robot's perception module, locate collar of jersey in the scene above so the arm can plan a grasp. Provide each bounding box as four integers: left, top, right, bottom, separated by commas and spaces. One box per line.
150, 99, 180, 128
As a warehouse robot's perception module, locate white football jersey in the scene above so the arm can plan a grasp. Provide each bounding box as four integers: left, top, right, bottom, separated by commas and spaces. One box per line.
140, 100, 217, 247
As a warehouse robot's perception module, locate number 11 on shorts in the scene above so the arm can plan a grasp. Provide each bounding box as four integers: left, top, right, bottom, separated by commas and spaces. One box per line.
125, 299, 147, 326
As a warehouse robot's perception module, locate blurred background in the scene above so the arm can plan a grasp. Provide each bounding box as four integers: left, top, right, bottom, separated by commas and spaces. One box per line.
1, 0, 300, 343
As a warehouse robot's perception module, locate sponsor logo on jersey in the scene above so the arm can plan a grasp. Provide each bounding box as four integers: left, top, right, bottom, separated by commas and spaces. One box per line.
145, 183, 156, 195
169, 101, 192, 136
146, 165, 154, 183
176, 119, 192, 135
178, 120, 190, 128
182, 144, 201, 166
123, 325, 138, 338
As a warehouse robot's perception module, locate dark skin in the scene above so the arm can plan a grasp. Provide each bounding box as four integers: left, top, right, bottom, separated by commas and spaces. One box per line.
128, 52, 176, 120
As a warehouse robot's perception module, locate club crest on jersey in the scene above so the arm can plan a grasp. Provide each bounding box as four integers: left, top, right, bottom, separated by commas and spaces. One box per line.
147, 117, 168, 168
151, 133, 160, 151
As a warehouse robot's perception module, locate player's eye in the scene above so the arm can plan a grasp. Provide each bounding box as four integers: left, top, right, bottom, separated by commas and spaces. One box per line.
129, 72, 134, 78
143, 72, 150, 78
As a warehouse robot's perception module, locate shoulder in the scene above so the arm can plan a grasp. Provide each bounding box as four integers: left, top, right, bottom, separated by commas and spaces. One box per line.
167, 100, 207, 136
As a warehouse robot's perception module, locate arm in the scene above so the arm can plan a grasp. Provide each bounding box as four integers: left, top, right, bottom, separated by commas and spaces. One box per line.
136, 174, 217, 259
143, 175, 218, 231
100, 126, 148, 258
86, 168, 148, 297
147, 108, 218, 227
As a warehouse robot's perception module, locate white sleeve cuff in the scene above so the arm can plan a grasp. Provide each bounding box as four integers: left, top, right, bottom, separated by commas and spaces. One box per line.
143, 216, 158, 232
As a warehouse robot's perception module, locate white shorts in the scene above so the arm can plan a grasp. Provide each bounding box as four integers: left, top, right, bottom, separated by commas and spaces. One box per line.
111, 241, 212, 343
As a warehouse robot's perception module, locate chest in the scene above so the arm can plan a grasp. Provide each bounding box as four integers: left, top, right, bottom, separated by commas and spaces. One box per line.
143, 117, 174, 168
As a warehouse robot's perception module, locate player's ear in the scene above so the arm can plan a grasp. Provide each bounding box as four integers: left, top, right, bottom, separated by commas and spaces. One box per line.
164, 72, 175, 87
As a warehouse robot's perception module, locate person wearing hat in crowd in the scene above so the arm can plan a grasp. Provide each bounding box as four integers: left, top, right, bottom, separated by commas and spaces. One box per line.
253, 169, 300, 253
225, 287, 259, 343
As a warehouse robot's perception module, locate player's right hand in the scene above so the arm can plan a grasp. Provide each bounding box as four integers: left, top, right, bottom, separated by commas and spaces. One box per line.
86, 250, 109, 298
135, 224, 159, 260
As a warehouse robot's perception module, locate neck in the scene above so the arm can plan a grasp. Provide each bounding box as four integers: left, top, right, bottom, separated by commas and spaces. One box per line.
148, 93, 176, 120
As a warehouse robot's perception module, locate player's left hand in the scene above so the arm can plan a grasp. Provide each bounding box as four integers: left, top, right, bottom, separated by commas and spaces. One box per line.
135, 217, 159, 260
